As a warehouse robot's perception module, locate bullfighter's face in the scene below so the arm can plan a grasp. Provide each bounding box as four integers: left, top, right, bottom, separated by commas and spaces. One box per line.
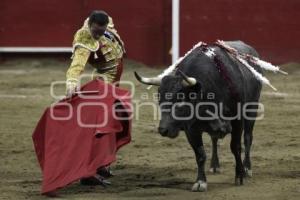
89, 23, 107, 40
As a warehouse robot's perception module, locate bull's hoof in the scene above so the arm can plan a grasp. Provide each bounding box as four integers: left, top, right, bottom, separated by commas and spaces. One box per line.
209, 167, 221, 174
191, 180, 207, 192
244, 168, 253, 178
234, 177, 244, 186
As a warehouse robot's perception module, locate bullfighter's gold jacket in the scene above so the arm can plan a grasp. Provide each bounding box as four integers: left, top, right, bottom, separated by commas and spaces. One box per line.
66, 16, 125, 90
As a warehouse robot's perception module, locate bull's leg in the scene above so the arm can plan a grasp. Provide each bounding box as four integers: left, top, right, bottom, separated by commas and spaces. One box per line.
185, 130, 207, 192
209, 137, 221, 173
243, 119, 255, 178
230, 120, 245, 185
243, 102, 259, 178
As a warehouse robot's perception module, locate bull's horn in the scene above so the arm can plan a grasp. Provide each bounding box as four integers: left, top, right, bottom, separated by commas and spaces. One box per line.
134, 71, 162, 86
177, 70, 197, 86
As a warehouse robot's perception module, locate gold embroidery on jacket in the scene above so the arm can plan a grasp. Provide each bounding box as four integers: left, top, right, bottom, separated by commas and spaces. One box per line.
66, 16, 124, 86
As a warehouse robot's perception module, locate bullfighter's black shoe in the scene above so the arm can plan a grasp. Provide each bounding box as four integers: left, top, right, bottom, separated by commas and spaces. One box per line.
80, 175, 111, 187
97, 166, 114, 178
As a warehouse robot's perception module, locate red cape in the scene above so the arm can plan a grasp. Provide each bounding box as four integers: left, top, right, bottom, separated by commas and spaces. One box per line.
32, 80, 132, 194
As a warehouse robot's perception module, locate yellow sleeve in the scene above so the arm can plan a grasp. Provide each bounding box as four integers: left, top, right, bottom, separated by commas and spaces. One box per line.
66, 47, 91, 88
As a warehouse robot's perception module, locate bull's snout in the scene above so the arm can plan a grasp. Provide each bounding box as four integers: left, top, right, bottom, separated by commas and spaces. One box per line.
158, 126, 180, 138
158, 127, 168, 136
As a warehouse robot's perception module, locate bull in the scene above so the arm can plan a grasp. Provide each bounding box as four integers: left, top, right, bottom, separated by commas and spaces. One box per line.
134, 41, 262, 191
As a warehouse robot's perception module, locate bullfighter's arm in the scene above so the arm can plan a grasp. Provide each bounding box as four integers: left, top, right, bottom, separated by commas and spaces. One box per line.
66, 47, 91, 94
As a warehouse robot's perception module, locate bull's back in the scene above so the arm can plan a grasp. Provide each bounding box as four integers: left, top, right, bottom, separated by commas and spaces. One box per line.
225, 40, 259, 58
222, 41, 262, 102
180, 40, 262, 103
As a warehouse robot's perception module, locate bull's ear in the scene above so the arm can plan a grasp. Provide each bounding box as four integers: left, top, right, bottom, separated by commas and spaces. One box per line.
177, 70, 197, 87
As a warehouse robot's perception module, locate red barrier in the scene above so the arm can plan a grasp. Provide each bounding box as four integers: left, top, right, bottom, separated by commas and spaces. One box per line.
0, 0, 299, 65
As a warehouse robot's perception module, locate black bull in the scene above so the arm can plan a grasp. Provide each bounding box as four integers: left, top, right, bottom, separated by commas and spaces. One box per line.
135, 41, 262, 191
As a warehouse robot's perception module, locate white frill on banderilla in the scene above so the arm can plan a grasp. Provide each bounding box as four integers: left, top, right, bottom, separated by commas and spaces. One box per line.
150, 40, 288, 91
216, 40, 288, 91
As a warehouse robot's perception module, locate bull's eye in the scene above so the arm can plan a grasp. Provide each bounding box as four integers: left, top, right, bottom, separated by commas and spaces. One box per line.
176, 92, 185, 100
172, 101, 193, 119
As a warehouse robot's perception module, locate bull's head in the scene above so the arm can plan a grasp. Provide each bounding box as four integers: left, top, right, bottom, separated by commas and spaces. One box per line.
134, 70, 197, 138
